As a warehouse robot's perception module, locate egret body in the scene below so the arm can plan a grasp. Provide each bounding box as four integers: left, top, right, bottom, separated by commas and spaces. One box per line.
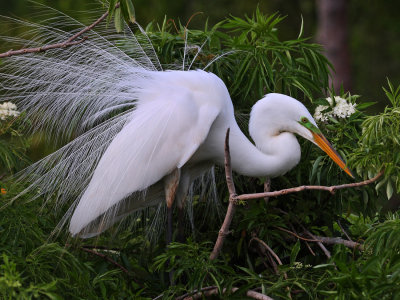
68, 70, 352, 238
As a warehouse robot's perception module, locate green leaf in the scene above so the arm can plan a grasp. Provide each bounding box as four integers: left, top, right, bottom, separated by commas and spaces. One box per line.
386, 180, 394, 199
114, 7, 124, 33
290, 240, 301, 265
106, 0, 118, 24
124, 0, 136, 23
311, 156, 323, 182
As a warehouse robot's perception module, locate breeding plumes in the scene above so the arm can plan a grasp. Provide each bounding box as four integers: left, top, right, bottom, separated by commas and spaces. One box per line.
0, 5, 353, 240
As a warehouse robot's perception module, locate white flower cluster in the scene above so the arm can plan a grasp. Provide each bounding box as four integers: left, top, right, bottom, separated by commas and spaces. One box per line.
290, 261, 312, 269
314, 96, 356, 122
0, 102, 20, 121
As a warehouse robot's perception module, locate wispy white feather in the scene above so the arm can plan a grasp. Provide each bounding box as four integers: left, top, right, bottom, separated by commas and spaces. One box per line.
1, 4, 222, 238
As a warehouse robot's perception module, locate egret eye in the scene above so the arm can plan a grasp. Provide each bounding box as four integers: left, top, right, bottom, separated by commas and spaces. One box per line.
301, 117, 308, 123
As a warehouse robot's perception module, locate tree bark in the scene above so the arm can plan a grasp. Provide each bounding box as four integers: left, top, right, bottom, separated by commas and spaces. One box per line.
316, 0, 351, 92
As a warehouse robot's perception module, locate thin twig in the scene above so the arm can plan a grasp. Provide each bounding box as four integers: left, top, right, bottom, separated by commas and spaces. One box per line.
210, 128, 236, 260
303, 227, 331, 258
337, 219, 353, 242
250, 237, 283, 266
0, 3, 120, 58
266, 251, 279, 275
275, 226, 320, 242
65, 3, 120, 44
180, 286, 275, 300
264, 177, 271, 204
79, 247, 130, 274
235, 170, 384, 201
250, 237, 289, 281
80, 244, 121, 251
305, 241, 316, 256
0, 37, 89, 58
250, 236, 291, 298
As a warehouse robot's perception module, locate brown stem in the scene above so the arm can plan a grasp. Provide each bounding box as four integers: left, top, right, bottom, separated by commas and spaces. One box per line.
0, 37, 89, 58
235, 170, 384, 201
250, 237, 283, 266
305, 241, 316, 256
250, 237, 289, 281
210, 128, 237, 260
275, 227, 320, 242
337, 219, 353, 242
250, 236, 292, 298
79, 247, 129, 274
276, 226, 363, 251
179, 286, 275, 300
0, 3, 120, 58
313, 235, 363, 251
264, 177, 271, 204
303, 228, 331, 258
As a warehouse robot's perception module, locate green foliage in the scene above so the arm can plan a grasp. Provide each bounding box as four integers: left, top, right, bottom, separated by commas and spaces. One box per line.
217, 9, 331, 104
104, 0, 136, 32
351, 80, 400, 198
153, 214, 400, 299
144, 7, 330, 110
2, 3, 400, 299
153, 241, 234, 297
312, 213, 400, 299
0, 253, 60, 300
0, 109, 30, 175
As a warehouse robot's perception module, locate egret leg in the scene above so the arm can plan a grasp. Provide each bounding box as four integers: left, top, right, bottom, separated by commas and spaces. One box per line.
164, 169, 181, 285
177, 202, 185, 243
167, 206, 173, 245
164, 168, 181, 245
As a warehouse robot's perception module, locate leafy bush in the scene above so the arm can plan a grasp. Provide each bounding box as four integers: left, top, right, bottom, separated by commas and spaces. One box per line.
1, 2, 400, 299
0, 102, 29, 175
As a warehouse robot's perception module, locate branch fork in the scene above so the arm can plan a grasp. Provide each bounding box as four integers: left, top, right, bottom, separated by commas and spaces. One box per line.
210, 128, 383, 260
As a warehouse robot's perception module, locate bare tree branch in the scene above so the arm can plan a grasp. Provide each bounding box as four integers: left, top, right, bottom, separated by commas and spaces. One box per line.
303, 227, 331, 258
0, 3, 120, 58
276, 226, 363, 251
235, 170, 384, 201
209, 128, 382, 260
275, 226, 320, 242
313, 235, 364, 251
251, 237, 283, 266
210, 128, 237, 260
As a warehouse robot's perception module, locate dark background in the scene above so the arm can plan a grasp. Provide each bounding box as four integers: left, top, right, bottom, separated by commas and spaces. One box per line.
1, 0, 399, 108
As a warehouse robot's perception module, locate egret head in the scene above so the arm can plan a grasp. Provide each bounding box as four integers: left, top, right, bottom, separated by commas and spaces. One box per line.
251, 93, 354, 178
296, 115, 354, 178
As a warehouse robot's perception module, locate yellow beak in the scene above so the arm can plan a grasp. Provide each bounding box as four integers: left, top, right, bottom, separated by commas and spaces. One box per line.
312, 131, 354, 178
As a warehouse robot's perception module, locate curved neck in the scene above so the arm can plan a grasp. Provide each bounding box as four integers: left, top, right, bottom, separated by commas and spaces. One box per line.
229, 125, 301, 178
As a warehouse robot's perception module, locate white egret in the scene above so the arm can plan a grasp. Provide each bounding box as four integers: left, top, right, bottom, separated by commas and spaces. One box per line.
0, 7, 353, 241
67, 77, 353, 240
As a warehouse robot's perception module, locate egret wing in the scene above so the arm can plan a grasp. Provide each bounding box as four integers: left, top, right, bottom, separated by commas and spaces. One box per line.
69, 89, 220, 236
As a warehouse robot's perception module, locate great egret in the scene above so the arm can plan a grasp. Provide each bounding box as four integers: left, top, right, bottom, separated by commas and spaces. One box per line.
69, 79, 353, 240
0, 7, 353, 240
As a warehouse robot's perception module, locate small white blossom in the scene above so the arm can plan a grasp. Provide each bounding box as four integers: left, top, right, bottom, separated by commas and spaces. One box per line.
314, 96, 356, 122
0, 102, 20, 120
291, 261, 304, 269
